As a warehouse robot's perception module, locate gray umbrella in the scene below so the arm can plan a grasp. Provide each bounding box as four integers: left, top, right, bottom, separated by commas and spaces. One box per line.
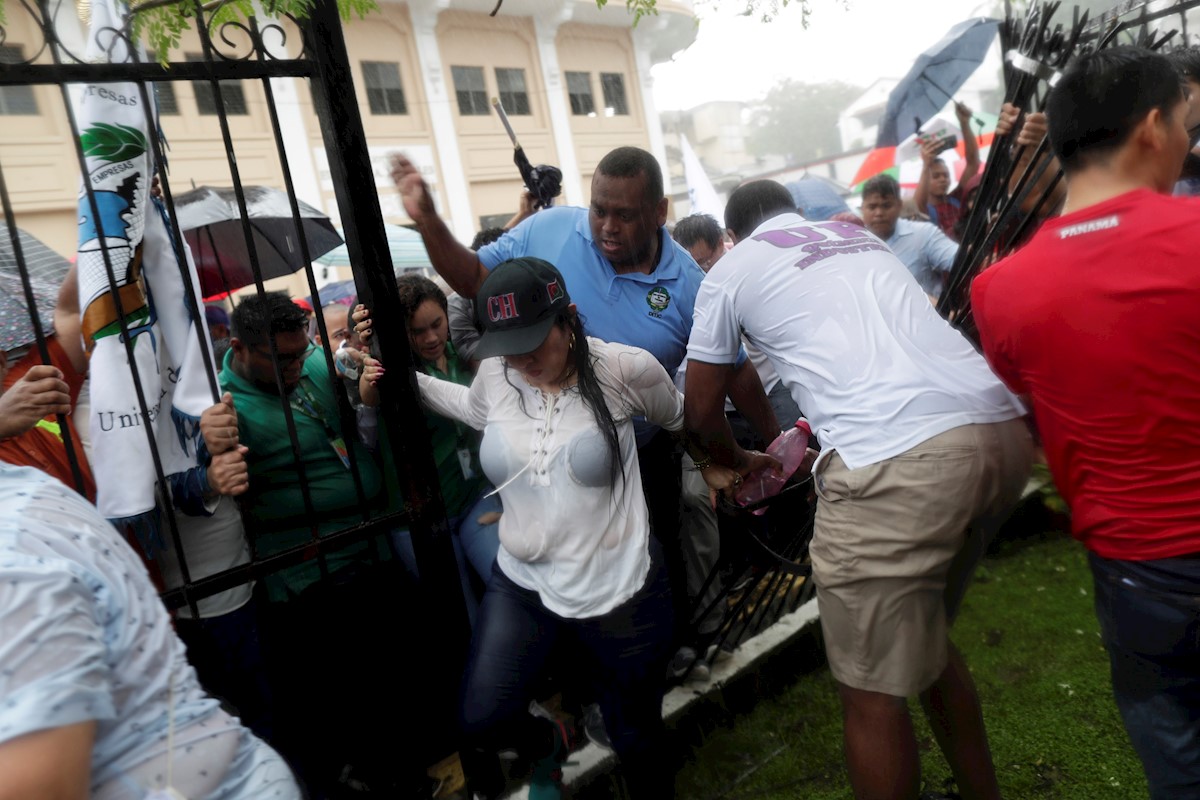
0, 227, 72, 352
875, 17, 1000, 147
173, 185, 343, 298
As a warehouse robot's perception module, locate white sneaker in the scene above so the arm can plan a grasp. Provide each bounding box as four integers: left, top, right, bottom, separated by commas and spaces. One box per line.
706, 641, 737, 664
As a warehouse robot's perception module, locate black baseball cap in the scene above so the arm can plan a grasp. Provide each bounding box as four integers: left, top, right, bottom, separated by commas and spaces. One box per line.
473, 257, 572, 359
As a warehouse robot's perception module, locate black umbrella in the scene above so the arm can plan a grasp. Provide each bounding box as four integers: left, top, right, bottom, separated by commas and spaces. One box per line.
876, 17, 1000, 148
0, 227, 72, 352
173, 185, 343, 297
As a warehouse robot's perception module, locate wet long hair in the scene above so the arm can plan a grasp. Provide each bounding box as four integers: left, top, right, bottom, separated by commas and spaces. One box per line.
504, 309, 624, 489
394, 273, 448, 373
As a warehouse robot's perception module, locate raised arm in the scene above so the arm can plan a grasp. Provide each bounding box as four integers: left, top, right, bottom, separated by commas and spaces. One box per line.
391, 154, 489, 298
504, 190, 537, 231
1013, 112, 1066, 215
956, 102, 981, 186
998, 105, 1065, 214
53, 263, 86, 377
914, 138, 941, 213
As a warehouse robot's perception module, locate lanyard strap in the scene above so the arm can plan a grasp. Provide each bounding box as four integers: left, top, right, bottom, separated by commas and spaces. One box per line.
290, 382, 336, 436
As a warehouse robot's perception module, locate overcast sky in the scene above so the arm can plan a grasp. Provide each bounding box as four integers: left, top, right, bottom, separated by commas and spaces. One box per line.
651, 0, 998, 110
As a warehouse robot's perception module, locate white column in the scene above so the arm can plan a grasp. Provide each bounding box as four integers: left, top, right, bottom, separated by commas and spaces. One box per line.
533, 9, 585, 207
270, 77, 325, 213
633, 24, 671, 190
251, 14, 325, 214
410, 0, 476, 243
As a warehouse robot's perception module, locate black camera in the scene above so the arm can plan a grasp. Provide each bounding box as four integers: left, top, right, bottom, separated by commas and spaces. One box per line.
930, 133, 958, 156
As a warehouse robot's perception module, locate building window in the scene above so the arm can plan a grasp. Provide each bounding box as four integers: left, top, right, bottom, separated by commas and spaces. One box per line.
495, 68, 530, 115
566, 71, 594, 116
0, 46, 38, 115
600, 72, 628, 116
186, 53, 248, 116
361, 61, 408, 115
451, 66, 489, 116
146, 52, 178, 115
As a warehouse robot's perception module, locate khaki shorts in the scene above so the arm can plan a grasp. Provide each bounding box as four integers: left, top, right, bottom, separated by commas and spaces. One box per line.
810, 419, 1034, 697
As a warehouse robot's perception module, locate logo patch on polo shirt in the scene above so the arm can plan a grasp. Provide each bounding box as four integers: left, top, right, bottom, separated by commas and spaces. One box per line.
646, 286, 671, 315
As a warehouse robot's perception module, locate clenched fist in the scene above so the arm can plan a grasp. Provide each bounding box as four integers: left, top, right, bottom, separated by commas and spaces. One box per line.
0, 365, 71, 440
200, 392, 239, 456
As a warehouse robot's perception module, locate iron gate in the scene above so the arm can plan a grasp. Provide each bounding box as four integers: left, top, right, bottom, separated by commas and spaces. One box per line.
0, 0, 469, 790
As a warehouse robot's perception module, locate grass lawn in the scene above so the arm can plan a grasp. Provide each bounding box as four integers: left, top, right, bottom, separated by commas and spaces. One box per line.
664, 523, 1148, 800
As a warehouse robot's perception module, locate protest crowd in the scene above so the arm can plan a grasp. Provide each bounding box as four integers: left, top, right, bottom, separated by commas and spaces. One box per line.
1, 7, 1199, 800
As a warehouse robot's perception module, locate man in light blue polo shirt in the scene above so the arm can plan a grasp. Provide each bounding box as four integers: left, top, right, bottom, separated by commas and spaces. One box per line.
389, 145, 776, 446
861, 174, 958, 300
475, 192, 702, 444
390, 147, 778, 720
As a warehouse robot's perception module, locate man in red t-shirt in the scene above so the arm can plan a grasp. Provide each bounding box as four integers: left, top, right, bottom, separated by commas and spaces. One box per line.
972, 46, 1200, 800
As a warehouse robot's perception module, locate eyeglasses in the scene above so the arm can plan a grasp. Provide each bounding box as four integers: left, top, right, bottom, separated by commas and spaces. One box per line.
252, 342, 315, 367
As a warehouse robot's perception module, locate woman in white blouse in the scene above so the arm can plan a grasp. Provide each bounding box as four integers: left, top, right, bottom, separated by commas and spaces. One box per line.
416, 257, 697, 799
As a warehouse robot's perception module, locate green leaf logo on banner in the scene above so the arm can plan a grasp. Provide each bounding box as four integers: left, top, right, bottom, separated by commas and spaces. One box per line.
81, 123, 148, 163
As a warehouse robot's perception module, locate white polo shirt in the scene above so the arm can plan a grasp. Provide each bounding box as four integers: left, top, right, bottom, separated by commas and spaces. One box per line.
687, 213, 1023, 470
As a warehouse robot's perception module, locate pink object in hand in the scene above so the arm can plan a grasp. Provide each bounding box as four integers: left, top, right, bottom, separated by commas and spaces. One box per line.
733, 419, 814, 515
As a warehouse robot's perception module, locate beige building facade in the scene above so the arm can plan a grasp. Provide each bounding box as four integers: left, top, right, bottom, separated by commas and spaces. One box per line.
0, 0, 696, 280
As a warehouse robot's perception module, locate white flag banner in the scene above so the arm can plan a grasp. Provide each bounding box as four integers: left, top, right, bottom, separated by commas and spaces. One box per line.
75, 0, 216, 542
680, 135, 724, 222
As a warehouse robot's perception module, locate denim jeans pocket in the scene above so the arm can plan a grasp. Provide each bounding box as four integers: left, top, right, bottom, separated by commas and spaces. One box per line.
1093, 558, 1199, 659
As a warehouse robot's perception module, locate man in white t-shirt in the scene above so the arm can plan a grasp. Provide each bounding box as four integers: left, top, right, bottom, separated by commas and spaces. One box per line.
684, 180, 1033, 800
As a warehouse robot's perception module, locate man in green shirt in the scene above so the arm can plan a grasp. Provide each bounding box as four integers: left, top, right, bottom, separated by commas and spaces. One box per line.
218, 292, 382, 600
214, 292, 400, 796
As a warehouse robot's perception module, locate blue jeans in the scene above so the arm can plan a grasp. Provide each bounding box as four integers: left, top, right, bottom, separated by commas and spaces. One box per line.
459, 547, 675, 799
1089, 551, 1200, 799
390, 488, 501, 627
457, 491, 502, 583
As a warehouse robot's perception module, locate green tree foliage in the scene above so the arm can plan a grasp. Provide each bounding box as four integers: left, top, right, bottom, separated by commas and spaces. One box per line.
747, 79, 861, 164
129, 0, 742, 60
132, 0, 376, 64
0, 0, 819, 61
612, 0, 816, 26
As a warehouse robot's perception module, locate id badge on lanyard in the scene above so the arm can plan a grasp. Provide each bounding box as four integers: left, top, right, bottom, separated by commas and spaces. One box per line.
330, 435, 352, 469
444, 357, 476, 480
293, 385, 351, 470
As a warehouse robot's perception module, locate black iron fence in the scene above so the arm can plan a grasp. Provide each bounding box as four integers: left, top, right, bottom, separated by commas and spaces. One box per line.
1, 0, 469, 790
939, 0, 1200, 330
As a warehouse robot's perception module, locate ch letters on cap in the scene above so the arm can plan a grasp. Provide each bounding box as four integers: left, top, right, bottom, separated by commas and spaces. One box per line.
546, 280, 563, 303
487, 292, 519, 322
